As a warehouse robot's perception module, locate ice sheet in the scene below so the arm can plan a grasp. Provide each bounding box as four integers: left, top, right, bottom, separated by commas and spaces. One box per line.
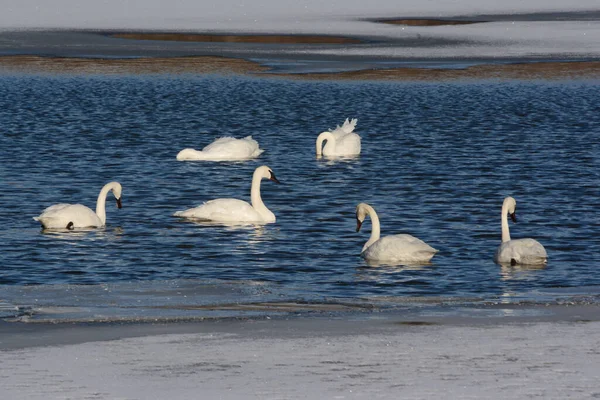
1, 318, 599, 399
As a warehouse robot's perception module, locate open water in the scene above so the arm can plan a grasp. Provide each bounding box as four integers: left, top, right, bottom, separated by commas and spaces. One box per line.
0, 74, 599, 321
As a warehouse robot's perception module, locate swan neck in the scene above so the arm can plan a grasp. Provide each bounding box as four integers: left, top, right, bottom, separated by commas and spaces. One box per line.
363, 205, 381, 251
250, 170, 271, 219
316, 132, 335, 156
95, 183, 114, 226
501, 202, 511, 243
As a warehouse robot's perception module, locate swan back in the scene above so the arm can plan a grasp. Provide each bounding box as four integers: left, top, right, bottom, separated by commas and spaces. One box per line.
34, 204, 101, 229
363, 234, 438, 263
177, 136, 264, 161
495, 238, 548, 265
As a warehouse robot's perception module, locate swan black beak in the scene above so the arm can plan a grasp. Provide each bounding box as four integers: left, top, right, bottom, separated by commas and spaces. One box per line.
510, 212, 516, 223
116, 198, 122, 209
356, 218, 363, 232
269, 171, 281, 184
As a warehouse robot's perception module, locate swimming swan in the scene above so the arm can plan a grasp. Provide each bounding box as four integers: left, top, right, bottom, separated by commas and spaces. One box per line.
33, 182, 122, 230
355, 203, 437, 263
316, 118, 361, 157
177, 136, 264, 161
173, 165, 281, 223
494, 196, 548, 266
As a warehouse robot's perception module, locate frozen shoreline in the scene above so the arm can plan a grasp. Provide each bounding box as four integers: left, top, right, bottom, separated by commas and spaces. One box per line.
1, 6, 599, 73
1, 308, 600, 399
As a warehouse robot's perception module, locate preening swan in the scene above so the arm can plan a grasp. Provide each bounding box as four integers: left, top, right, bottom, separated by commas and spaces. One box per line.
177, 136, 264, 161
316, 118, 361, 157
494, 196, 548, 266
33, 182, 122, 230
173, 165, 281, 224
356, 203, 437, 263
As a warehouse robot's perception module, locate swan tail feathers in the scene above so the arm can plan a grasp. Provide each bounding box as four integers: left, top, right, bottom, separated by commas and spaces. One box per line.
341, 118, 358, 133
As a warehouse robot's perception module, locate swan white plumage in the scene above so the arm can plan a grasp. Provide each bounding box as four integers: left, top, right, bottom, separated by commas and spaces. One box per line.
316, 118, 361, 157
494, 196, 548, 266
356, 203, 438, 263
177, 136, 264, 161
33, 182, 122, 230
173, 165, 281, 223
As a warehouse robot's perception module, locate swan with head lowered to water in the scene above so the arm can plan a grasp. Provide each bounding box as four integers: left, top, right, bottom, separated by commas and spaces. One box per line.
173, 165, 281, 224
316, 118, 361, 157
494, 196, 548, 266
177, 136, 264, 161
355, 203, 437, 263
33, 182, 122, 230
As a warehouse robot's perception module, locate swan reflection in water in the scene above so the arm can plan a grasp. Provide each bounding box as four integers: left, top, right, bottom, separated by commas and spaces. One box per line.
41, 226, 124, 242
355, 261, 431, 284
499, 263, 547, 281
178, 218, 273, 249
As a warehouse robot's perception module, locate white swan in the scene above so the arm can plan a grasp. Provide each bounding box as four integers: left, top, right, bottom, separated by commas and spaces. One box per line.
494, 196, 548, 266
33, 182, 122, 230
173, 165, 281, 223
177, 136, 264, 161
316, 118, 361, 157
356, 203, 438, 263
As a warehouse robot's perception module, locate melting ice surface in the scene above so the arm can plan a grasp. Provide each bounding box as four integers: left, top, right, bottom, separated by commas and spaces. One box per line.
0, 75, 599, 321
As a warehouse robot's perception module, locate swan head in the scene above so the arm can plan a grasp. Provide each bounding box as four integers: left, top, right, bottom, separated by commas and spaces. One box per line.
256, 165, 281, 184
503, 196, 517, 223
110, 182, 123, 209
355, 202, 370, 232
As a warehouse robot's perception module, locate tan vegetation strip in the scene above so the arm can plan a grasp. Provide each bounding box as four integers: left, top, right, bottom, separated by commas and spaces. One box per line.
276, 61, 600, 81
375, 18, 482, 26
0, 55, 268, 75
112, 32, 362, 44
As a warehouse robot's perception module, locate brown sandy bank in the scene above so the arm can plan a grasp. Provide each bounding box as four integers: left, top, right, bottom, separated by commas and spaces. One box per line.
282, 61, 600, 81
1, 55, 600, 80
0, 55, 268, 75
112, 32, 362, 44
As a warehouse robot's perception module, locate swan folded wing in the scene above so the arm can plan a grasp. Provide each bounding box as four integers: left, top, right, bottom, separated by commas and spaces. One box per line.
34, 204, 101, 228
364, 234, 437, 262
174, 198, 261, 222
202, 136, 264, 159
335, 132, 361, 154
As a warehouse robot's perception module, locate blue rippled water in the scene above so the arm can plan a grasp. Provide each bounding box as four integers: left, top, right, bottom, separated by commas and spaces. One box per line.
0, 74, 599, 320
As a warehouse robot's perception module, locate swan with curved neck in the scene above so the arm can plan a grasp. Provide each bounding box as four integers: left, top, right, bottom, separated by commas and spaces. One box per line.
173, 165, 281, 223
316, 118, 361, 157
177, 136, 264, 161
355, 203, 437, 263
494, 196, 547, 265
33, 182, 123, 230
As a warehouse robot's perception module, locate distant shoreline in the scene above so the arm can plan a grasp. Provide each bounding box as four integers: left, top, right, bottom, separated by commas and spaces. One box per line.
1, 55, 599, 81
